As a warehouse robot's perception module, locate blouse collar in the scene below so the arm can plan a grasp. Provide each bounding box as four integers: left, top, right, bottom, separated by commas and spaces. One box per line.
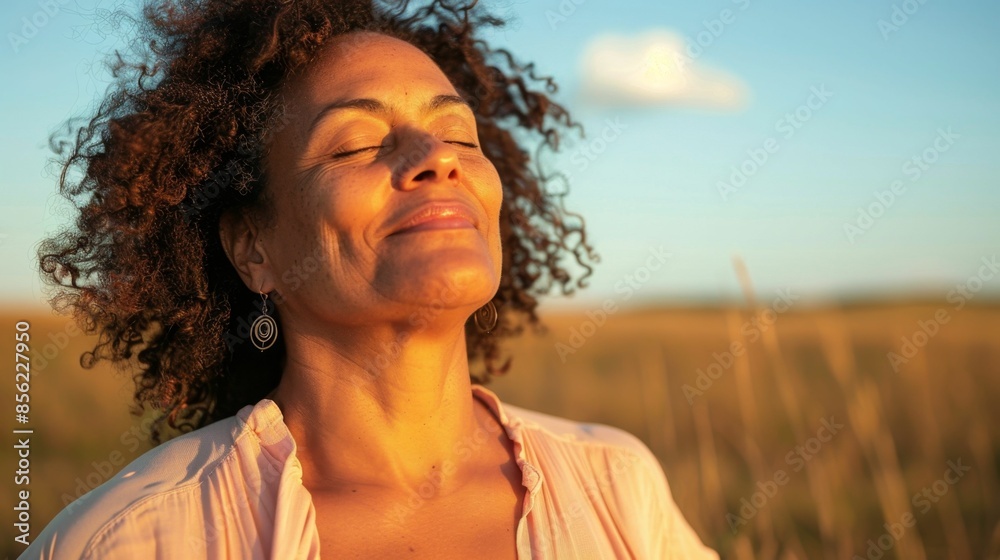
237, 383, 546, 499
471, 384, 545, 496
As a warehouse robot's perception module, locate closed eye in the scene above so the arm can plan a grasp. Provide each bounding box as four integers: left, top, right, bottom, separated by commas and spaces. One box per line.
332, 140, 477, 159
331, 145, 385, 159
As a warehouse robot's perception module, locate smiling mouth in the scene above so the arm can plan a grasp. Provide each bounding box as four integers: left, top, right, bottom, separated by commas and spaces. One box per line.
391, 217, 476, 235
388, 204, 479, 236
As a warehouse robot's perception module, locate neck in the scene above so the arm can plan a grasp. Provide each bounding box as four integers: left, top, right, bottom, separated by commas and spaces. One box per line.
270, 317, 500, 497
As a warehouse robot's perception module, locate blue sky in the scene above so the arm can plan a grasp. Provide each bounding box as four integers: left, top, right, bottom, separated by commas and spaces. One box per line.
1, 0, 998, 309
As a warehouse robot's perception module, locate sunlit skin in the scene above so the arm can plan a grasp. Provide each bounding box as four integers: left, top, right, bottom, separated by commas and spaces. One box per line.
219, 32, 522, 558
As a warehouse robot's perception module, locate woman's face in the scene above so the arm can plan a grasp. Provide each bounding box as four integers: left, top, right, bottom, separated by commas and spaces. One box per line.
250, 32, 503, 328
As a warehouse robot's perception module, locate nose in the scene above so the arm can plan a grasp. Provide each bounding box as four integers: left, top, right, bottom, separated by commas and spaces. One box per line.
393, 133, 462, 191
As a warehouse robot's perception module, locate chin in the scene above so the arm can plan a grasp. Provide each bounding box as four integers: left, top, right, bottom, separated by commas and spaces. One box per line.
378, 246, 500, 311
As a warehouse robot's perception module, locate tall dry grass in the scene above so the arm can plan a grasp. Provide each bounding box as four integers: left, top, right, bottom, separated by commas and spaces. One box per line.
2, 295, 999, 559
489, 295, 999, 559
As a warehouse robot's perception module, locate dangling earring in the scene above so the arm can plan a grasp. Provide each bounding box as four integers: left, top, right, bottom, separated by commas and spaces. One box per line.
250, 286, 278, 351
474, 300, 498, 334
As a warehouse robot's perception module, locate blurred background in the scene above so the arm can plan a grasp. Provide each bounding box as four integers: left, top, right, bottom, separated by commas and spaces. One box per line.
1, 0, 998, 558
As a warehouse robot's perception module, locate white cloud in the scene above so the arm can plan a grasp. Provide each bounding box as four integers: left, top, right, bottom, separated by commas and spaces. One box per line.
580, 29, 749, 110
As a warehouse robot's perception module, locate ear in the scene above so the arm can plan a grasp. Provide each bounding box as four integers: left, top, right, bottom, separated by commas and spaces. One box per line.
219, 208, 274, 293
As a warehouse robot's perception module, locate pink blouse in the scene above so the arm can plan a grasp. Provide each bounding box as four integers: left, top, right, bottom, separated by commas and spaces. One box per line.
20, 384, 718, 559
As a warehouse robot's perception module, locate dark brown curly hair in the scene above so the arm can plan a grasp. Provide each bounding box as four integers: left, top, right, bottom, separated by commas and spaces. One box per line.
40, 0, 597, 444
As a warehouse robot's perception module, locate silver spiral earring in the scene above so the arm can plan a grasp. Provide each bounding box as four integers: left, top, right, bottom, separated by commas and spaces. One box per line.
474, 301, 498, 334
250, 288, 278, 351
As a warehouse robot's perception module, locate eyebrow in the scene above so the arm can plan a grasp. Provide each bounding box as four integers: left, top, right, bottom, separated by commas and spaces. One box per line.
306, 94, 472, 137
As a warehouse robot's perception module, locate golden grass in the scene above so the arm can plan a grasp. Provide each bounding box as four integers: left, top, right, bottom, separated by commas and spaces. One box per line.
2, 300, 998, 559
489, 299, 999, 559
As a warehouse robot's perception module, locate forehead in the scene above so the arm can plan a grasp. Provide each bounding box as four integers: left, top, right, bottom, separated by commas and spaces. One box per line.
282, 32, 460, 113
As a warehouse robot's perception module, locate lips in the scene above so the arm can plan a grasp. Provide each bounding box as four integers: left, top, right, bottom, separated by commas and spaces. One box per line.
386, 201, 480, 236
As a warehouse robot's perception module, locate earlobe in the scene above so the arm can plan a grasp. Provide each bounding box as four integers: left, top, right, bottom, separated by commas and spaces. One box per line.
218, 210, 271, 291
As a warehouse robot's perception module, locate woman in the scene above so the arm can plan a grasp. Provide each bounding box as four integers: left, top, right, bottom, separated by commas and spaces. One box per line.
25, 0, 718, 558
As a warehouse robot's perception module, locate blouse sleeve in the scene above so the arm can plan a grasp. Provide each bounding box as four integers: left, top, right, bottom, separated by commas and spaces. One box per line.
638, 447, 720, 559
589, 424, 720, 559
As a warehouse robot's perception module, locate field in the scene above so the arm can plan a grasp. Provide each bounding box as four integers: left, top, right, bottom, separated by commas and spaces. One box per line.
2, 300, 998, 559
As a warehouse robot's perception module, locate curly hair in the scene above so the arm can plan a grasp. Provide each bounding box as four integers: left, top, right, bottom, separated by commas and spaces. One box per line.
39, 0, 597, 444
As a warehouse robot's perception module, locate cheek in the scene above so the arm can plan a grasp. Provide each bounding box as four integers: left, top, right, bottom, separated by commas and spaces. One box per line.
295, 167, 394, 281
467, 156, 503, 219
267, 188, 375, 301
297, 166, 383, 235
264, 176, 345, 280
488, 170, 504, 254
474, 161, 504, 270
326, 170, 393, 244
267, 210, 324, 288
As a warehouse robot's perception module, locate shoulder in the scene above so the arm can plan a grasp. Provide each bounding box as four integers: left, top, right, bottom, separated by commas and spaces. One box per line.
473, 384, 659, 479
504, 402, 669, 512
474, 384, 647, 454
501, 399, 659, 464
20, 411, 253, 560
493, 397, 720, 559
